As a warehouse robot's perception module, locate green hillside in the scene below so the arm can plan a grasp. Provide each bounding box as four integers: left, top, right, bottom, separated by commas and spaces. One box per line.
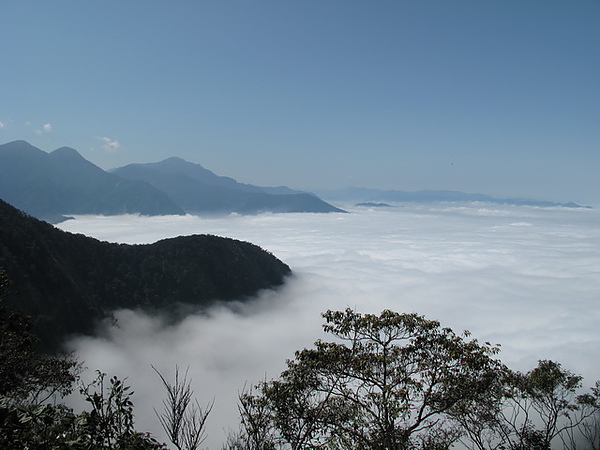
0, 199, 291, 351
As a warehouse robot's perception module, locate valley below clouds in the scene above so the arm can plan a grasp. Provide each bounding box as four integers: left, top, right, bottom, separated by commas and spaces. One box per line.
58, 203, 600, 447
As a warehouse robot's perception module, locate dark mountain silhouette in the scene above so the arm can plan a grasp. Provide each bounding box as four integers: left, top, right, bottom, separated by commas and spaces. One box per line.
0, 199, 291, 351
0, 141, 344, 220
316, 187, 590, 209
0, 140, 185, 222
112, 157, 346, 214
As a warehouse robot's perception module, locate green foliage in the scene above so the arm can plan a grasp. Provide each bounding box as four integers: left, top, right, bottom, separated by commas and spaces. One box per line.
233, 309, 600, 450
474, 360, 600, 450
0, 371, 167, 450
236, 308, 505, 449
3, 264, 600, 449
0, 268, 76, 402
0, 269, 166, 449
74, 371, 167, 449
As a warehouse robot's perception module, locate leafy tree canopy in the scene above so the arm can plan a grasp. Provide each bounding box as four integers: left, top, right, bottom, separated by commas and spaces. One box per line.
232, 309, 600, 450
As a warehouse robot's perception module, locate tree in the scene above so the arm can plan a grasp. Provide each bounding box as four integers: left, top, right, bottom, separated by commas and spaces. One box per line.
0, 267, 78, 448
0, 268, 77, 402
457, 360, 600, 450
0, 268, 166, 449
224, 381, 282, 450
153, 365, 213, 450
236, 308, 505, 449
75, 370, 166, 449
577, 383, 600, 450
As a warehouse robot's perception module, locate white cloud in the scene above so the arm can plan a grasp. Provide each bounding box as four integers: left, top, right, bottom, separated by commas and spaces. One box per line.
58, 204, 600, 448
32, 122, 52, 135
0, 121, 5, 129
99, 136, 121, 153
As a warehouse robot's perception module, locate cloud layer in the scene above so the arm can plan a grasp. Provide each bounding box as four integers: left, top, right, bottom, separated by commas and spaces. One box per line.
58, 204, 600, 447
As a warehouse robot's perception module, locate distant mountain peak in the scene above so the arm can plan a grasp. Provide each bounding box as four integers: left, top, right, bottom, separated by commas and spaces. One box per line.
0, 140, 185, 221
1, 139, 46, 155
1, 140, 345, 219
112, 157, 346, 214
116, 157, 236, 187
52, 146, 80, 154
5, 139, 33, 147
50, 146, 85, 159
160, 156, 192, 164
156, 156, 214, 172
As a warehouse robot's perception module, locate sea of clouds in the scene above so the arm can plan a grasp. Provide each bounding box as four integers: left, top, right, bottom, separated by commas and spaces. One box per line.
57, 203, 600, 448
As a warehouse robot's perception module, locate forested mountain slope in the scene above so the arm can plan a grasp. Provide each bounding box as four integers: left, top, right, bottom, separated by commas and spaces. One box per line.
0, 199, 291, 351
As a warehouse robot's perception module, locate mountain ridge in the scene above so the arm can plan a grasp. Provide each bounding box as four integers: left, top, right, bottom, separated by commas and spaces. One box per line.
2, 141, 587, 220
315, 187, 590, 209
0, 140, 185, 222
0, 198, 291, 352
0, 140, 344, 221
111, 158, 346, 214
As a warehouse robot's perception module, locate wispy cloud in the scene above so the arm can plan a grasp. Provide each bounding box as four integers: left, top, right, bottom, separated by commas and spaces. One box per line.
99, 136, 121, 153
0, 121, 5, 129
59, 205, 600, 447
33, 122, 53, 135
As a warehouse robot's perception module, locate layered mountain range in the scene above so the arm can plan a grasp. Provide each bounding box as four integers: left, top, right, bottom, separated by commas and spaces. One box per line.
0, 198, 291, 351
112, 157, 345, 215
1, 140, 586, 224
315, 187, 589, 209
0, 140, 344, 222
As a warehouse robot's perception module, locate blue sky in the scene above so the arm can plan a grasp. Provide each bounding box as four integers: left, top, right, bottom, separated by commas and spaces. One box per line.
1, 1, 598, 203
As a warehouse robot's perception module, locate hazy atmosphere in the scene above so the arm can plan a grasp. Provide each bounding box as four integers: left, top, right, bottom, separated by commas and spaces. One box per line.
1, 1, 599, 204
58, 204, 600, 447
2, 1, 599, 447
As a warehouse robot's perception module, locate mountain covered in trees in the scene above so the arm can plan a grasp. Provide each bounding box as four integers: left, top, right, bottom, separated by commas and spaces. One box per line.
111, 157, 345, 214
0, 198, 291, 351
0, 140, 343, 222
